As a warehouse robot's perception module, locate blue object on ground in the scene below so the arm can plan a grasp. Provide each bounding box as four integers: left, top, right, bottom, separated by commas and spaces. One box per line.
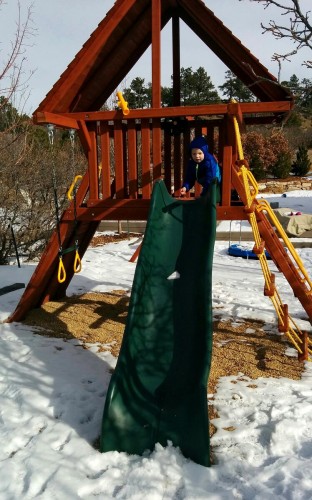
228, 243, 271, 259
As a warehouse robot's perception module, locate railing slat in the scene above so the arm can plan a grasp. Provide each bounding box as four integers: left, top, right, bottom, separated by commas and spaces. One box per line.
100, 122, 111, 199
141, 119, 151, 199
128, 122, 138, 199
152, 119, 162, 180
114, 122, 125, 198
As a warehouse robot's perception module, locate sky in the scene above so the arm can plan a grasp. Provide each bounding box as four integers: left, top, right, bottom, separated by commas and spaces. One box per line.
0, 190, 312, 498
1, 0, 311, 114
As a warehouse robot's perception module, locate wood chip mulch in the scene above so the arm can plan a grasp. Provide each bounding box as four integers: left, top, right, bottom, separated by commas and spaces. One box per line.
21, 232, 305, 444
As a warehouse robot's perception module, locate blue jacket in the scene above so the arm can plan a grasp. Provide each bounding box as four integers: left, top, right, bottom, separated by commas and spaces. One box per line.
182, 136, 221, 196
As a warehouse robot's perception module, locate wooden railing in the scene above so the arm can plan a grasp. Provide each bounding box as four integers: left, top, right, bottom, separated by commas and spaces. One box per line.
86, 117, 222, 203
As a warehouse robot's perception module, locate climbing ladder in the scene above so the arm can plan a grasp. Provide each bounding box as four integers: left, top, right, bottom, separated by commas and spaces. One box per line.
231, 114, 312, 360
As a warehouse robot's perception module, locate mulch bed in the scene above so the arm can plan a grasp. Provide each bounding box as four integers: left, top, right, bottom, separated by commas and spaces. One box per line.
22, 232, 305, 440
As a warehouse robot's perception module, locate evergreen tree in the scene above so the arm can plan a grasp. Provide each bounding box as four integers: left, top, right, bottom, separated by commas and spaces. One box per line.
219, 70, 254, 102
271, 152, 292, 179
281, 74, 301, 97
250, 154, 266, 181
179, 67, 220, 105
122, 77, 150, 109
161, 86, 173, 107
281, 75, 312, 117
123, 67, 220, 108
292, 145, 311, 176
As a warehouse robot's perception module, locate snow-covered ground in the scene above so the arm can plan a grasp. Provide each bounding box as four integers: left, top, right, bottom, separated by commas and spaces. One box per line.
0, 192, 312, 499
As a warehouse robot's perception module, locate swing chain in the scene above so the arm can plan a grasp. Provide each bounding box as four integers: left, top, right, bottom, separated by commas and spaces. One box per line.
46, 124, 82, 283
47, 123, 55, 147
68, 128, 76, 148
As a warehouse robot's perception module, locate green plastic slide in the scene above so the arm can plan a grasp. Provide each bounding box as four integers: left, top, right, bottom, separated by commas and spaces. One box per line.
100, 179, 217, 466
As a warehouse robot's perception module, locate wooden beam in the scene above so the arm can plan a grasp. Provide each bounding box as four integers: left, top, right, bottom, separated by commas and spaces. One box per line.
63, 101, 292, 122
77, 120, 92, 153
178, 0, 293, 103
62, 201, 248, 222
217, 206, 248, 220
63, 199, 151, 221
151, 0, 161, 108
33, 111, 79, 129
36, 0, 139, 113
221, 146, 232, 207
172, 14, 181, 106
87, 124, 99, 200
227, 101, 245, 132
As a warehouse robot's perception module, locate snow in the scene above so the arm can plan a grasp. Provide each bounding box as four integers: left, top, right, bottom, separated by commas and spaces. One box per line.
218, 189, 312, 233
1, 192, 312, 499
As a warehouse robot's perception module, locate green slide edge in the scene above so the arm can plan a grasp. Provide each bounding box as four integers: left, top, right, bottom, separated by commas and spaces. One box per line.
100, 179, 217, 467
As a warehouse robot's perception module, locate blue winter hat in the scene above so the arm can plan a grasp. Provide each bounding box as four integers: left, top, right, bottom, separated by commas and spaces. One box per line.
189, 136, 209, 158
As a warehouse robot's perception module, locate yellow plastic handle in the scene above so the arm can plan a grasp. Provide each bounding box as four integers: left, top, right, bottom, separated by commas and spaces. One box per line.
58, 257, 66, 283
73, 250, 82, 274
67, 175, 83, 201
116, 91, 130, 116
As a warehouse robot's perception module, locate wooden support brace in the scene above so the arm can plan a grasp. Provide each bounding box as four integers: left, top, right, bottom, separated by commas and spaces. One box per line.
298, 331, 309, 362
33, 111, 79, 129
227, 101, 245, 132
129, 242, 142, 263
264, 273, 276, 297
252, 240, 266, 256
235, 159, 249, 168
244, 202, 257, 214
278, 303, 289, 333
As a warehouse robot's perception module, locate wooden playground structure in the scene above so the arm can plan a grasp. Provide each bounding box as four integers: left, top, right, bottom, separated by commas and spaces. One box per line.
7, 0, 312, 359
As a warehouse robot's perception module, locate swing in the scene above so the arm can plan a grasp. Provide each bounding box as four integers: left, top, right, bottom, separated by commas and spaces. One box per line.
227, 220, 271, 260
47, 125, 82, 284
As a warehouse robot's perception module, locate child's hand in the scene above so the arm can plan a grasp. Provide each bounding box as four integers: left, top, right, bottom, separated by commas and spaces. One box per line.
180, 187, 187, 196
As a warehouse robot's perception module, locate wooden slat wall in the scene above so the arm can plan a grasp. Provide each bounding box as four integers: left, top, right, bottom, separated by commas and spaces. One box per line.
97, 116, 227, 202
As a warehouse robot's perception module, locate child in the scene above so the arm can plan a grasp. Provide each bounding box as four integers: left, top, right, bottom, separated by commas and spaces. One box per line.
180, 136, 221, 197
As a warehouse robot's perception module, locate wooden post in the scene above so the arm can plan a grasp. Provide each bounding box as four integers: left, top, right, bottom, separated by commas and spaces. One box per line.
151, 0, 162, 181
221, 146, 232, 207
278, 304, 289, 333
298, 331, 309, 362
151, 0, 161, 108
172, 14, 180, 107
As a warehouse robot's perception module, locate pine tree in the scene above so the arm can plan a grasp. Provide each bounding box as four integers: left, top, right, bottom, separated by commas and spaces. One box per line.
219, 70, 254, 102
292, 145, 312, 177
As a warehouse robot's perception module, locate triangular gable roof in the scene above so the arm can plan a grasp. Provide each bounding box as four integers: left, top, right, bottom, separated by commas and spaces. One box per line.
35, 0, 292, 114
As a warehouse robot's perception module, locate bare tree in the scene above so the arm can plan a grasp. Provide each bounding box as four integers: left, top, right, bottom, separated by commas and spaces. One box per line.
0, 1, 34, 263
0, 0, 35, 112
240, 1, 312, 69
